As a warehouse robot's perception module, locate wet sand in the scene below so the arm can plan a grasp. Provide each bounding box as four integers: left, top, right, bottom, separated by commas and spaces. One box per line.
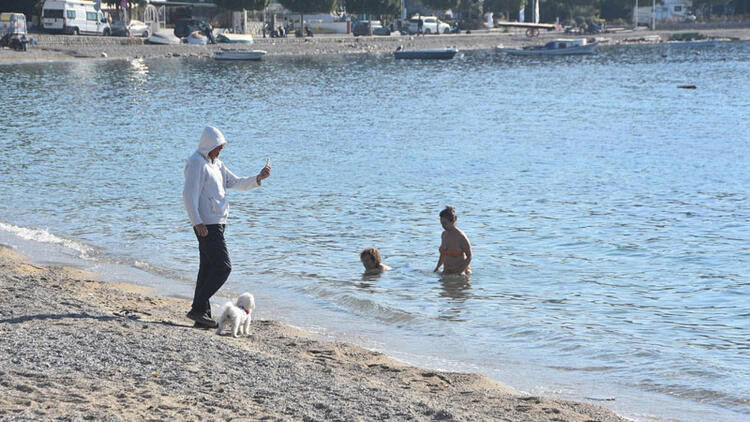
0, 245, 628, 421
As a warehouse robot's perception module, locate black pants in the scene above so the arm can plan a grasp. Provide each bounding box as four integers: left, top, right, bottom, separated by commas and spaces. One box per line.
191, 224, 231, 317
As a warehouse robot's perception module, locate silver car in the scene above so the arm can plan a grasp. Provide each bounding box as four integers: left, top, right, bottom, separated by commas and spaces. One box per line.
127, 19, 150, 37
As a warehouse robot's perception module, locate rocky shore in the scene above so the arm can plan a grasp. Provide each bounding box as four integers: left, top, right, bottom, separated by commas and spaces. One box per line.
1, 25, 748, 64
0, 245, 629, 421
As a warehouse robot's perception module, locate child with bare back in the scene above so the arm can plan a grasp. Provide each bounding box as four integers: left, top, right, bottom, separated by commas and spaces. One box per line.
360, 248, 392, 275
434, 206, 472, 275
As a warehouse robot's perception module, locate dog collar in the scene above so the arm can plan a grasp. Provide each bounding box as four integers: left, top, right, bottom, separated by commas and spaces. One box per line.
244, 309, 250, 314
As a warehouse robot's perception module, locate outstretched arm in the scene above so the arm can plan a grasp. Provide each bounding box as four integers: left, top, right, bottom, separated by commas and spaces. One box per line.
224, 163, 271, 191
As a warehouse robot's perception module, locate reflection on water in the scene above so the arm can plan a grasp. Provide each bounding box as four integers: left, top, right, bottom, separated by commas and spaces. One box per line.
128, 58, 149, 85
438, 274, 472, 321
438, 274, 472, 301
1, 42, 749, 421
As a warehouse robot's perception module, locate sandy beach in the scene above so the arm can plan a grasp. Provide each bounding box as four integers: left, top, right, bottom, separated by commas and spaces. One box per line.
0, 25, 748, 64
0, 244, 631, 421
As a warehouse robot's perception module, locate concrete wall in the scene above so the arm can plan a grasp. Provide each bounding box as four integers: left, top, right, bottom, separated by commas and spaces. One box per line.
30, 33, 145, 47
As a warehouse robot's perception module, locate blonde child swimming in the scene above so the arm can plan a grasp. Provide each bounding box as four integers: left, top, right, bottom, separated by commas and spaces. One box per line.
434, 206, 472, 275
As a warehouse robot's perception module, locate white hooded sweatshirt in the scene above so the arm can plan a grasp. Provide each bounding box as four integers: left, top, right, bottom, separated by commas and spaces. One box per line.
183, 126, 260, 226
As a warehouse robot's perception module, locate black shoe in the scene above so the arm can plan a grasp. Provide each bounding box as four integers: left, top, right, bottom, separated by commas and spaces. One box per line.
193, 321, 216, 329
186, 311, 218, 328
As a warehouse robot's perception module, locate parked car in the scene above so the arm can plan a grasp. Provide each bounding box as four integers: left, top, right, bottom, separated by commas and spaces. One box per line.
128, 20, 149, 37
174, 18, 211, 38
41, 0, 111, 35
407, 16, 450, 34
353, 20, 390, 36
111, 19, 149, 37
110, 20, 126, 36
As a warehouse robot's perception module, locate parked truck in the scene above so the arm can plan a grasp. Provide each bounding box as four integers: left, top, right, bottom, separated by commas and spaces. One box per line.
0, 13, 29, 51
42, 0, 110, 35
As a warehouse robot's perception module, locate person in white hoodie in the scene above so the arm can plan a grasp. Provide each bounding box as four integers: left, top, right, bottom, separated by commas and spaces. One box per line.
183, 126, 271, 328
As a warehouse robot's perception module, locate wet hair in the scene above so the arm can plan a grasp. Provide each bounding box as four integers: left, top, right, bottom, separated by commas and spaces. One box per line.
439, 206, 456, 222
360, 248, 382, 267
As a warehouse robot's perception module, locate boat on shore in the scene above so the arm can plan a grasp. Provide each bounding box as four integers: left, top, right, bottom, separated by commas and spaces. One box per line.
499, 38, 598, 55
186, 30, 208, 45
213, 49, 266, 61
146, 31, 181, 45
216, 33, 254, 44
394, 48, 458, 60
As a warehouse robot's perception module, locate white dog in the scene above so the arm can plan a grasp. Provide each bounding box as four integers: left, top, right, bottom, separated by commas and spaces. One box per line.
216, 292, 255, 337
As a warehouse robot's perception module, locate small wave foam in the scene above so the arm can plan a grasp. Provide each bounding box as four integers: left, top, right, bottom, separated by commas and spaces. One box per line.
0, 222, 94, 258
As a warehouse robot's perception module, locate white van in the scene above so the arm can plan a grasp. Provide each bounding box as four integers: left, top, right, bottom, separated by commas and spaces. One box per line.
42, 0, 111, 35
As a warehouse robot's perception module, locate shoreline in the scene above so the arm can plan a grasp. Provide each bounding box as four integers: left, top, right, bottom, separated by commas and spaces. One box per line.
0, 244, 628, 421
1, 25, 748, 64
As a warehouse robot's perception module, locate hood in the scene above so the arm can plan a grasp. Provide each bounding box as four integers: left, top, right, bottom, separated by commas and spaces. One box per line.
197, 126, 227, 158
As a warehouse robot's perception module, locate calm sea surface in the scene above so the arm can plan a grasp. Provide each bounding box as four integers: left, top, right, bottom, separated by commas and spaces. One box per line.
1, 42, 749, 421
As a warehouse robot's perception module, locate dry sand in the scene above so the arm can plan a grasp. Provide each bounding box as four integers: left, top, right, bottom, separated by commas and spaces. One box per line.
0, 26, 748, 64
0, 245, 629, 421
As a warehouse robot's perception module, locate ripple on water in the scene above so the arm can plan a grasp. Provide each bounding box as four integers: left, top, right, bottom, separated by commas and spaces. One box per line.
1, 42, 749, 421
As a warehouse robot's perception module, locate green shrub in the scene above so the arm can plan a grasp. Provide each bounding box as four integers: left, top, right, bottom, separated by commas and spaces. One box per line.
668, 32, 706, 41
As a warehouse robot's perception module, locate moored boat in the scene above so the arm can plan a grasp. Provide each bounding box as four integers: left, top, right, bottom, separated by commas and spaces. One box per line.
213, 49, 266, 61
499, 38, 598, 55
394, 48, 458, 60
667, 39, 719, 47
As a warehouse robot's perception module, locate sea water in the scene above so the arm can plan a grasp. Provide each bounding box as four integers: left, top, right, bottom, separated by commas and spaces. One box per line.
1, 42, 749, 421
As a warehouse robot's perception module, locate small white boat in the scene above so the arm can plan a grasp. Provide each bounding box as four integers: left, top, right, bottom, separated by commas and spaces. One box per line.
667, 39, 718, 47
217, 33, 254, 44
394, 48, 458, 60
500, 38, 598, 55
146, 31, 181, 45
186, 30, 208, 45
213, 50, 266, 61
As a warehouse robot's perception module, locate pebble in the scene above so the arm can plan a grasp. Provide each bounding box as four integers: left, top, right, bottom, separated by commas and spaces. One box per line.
0, 256, 627, 422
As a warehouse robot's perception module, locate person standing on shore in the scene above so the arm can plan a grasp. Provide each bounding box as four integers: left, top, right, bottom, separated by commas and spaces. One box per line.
183, 126, 271, 328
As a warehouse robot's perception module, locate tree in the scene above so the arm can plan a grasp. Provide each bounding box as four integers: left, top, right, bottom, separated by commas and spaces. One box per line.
278, 0, 336, 34
214, 0, 269, 11
421, 0, 462, 13
692, 0, 732, 17
732, 0, 749, 13
345, 0, 400, 17
598, 0, 632, 20
539, 0, 592, 22
0, 0, 42, 17
484, 0, 526, 21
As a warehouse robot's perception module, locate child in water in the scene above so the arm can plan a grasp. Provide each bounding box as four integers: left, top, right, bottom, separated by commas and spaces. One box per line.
360, 248, 392, 274
434, 206, 472, 275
